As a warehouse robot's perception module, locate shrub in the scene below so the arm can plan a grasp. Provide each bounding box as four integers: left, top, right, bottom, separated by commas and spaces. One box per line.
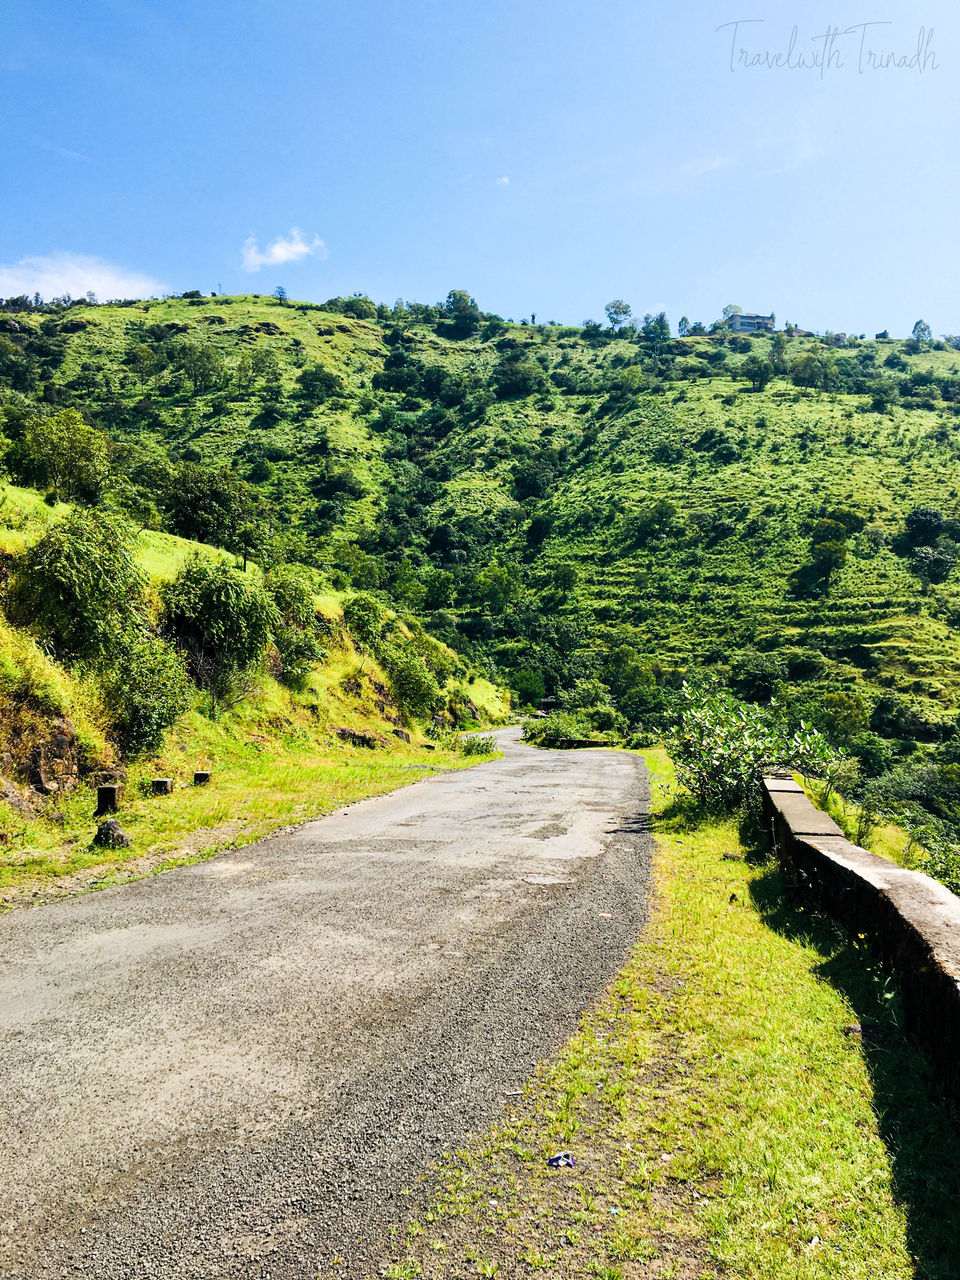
668, 684, 842, 813
265, 564, 326, 689
343, 592, 389, 652
585, 704, 627, 734
522, 710, 593, 747
492, 357, 547, 399
509, 667, 546, 707
161, 555, 278, 712
460, 734, 497, 756
6, 509, 145, 663
382, 646, 442, 719
9, 409, 110, 502
905, 507, 944, 545
728, 648, 787, 702
265, 563, 318, 629
105, 635, 192, 756
272, 624, 325, 691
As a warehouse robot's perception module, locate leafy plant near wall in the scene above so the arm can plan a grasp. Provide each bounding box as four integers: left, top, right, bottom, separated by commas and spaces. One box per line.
668, 684, 843, 813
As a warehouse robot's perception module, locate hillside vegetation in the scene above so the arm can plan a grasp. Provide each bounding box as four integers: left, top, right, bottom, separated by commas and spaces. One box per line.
3, 289, 960, 880
0, 475, 504, 901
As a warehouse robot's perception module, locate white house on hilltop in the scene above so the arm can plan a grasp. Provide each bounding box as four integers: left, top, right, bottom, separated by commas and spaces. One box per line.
728, 312, 775, 334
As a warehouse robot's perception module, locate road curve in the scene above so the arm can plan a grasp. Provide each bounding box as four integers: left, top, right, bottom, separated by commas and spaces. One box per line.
0, 728, 651, 1279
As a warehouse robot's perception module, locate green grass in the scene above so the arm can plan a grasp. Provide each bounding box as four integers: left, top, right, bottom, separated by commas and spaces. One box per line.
0, 649, 499, 903
0, 711, 491, 904
369, 750, 960, 1279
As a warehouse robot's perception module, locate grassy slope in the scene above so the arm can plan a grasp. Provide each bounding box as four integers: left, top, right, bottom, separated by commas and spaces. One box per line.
29, 296, 960, 729
371, 751, 960, 1280
0, 481, 507, 905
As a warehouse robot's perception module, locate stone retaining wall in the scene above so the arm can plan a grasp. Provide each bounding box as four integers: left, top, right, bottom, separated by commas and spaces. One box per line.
762, 776, 960, 1101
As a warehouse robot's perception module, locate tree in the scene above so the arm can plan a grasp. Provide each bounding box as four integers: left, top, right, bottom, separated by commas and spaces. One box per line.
810, 538, 847, 581
161, 555, 279, 713
382, 646, 443, 718
20, 409, 110, 503
235, 354, 254, 392
741, 354, 773, 391
343, 293, 376, 319
178, 343, 226, 394
604, 300, 632, 331
343, 592, 389, 652
728, 648, 787, 702
770, 332, 788, 373
622, 499, 680, 546
265, 564, 325, 689
128, 343, 157, 391
905, 507, 944, 545
474, 562, 519, 613
641, 311, 671, 350
161, 463, 256, 550
492, 355, 547, 399
274, 285, 288, 303
912, 319, 932, 346
297, 363, 343, 406
250, 348, 281, 384
6, 509, 145, 662
912, 546, 955, 587
552, 562, 579, 596
790, 352, 835, 389
869, 375, 900, 413
442, 289, 481, 338
721, 304, 743, 325
677, 316, 690, 337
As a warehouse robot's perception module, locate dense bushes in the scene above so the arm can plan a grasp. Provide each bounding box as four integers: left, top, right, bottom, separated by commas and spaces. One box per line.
161, 555, 278, 711
6, 509, 145, 661
343, 591, 444, 719
522, 710, 594, 747
2, 511, 194, 755
381, 645, 443, 718
104, 635, 192, 755
8, 409, 109, 502
265, 564, 326, 689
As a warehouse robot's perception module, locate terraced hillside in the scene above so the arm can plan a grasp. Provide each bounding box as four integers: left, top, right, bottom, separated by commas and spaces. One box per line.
4, 291, 960, 744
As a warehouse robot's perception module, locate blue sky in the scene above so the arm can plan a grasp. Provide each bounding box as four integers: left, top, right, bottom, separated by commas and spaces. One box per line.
1, 0, 957, 335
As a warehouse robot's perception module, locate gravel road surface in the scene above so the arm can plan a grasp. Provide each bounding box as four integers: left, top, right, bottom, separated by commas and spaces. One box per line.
0, 728, 651, 1279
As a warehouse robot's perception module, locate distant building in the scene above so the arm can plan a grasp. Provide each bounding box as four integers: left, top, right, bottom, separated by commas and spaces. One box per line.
729, 312, 775, 334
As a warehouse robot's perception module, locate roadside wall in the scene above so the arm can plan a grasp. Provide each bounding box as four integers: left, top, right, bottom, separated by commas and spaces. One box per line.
762, 777, 960, 1102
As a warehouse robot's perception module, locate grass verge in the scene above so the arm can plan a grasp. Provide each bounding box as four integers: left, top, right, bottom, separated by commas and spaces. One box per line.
370, 749, 960, 1280
0, 684, 497, 905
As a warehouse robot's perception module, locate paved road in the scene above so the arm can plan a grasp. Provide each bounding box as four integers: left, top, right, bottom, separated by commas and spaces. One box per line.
0, 728, 650, 1279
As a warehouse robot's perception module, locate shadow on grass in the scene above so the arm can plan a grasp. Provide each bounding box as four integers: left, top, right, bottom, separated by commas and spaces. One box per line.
750, 865, 960, 1280
656, 793, 714, 833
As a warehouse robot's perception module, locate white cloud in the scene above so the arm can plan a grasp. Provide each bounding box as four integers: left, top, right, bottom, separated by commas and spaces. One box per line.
648, 153, 735, 194
495, 175, 510, 186
0, 252, 166, 301
241, 227, 326, 272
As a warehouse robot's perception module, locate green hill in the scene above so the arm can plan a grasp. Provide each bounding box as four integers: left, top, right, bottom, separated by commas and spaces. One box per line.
4, 289, 960, 860
0, 474, 504, 903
